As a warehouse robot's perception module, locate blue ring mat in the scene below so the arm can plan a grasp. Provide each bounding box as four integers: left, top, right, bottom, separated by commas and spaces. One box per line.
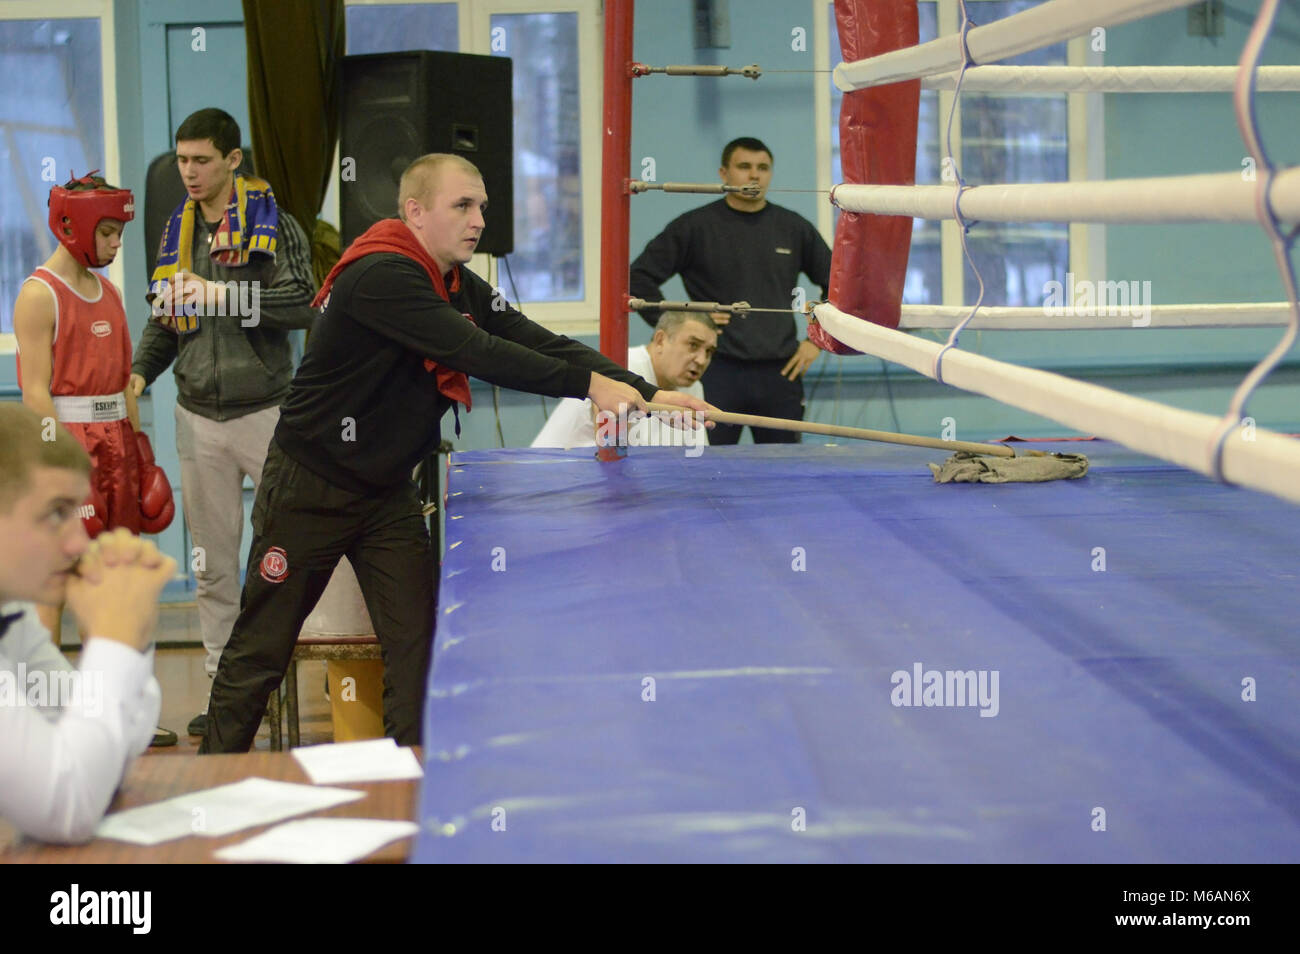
412, 441, 1300, 862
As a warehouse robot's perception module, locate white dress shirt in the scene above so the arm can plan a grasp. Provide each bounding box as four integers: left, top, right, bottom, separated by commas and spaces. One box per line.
531, 345, 708, 450
0, 602, 161, 843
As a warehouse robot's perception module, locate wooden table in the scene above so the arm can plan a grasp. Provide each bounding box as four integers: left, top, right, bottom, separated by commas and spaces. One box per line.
0, 749, 422, 863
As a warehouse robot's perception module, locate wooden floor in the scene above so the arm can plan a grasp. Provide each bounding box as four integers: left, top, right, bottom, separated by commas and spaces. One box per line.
64, 602, 337, 753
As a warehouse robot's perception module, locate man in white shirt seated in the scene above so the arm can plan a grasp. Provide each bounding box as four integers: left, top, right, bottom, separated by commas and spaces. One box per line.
532, 311, 719, 451
0, 402, 175, 843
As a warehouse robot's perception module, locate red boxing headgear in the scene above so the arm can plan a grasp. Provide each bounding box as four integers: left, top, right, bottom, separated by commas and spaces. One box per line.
47, 171, 135, 268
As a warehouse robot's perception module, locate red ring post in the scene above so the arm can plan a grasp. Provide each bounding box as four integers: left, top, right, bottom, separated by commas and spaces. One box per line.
599, 0, 634, 365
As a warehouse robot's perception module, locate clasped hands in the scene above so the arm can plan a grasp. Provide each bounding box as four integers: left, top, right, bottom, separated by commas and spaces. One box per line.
66, 528, 176, 654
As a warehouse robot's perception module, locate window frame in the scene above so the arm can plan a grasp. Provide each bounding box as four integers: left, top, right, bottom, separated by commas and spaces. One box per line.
465, 0, 601, 334
342, 0, 601, 335
813, 0, 1104, 308
0, 0, 120, 354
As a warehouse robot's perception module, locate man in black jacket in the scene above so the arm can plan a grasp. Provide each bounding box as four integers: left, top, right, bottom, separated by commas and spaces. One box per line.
630, 137, 831, 444
200, 153, 709, 752
130, 109, 316, 738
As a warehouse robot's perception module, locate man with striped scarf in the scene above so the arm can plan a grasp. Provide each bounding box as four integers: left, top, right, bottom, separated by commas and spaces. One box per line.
129, 108, 317, 739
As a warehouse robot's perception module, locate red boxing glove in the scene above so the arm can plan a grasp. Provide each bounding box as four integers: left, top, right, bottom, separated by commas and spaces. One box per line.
81, 485, 107, 539
135, 431, 176, 533
141, 494, 175, 535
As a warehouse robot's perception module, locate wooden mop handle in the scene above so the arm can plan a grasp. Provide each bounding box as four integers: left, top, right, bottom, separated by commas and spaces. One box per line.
645, 403, 1016, 458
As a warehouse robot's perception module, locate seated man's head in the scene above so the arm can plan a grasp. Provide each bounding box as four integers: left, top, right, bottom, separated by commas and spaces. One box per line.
0, 404, 92, 605
648, 312, 718, 390
175, 107, 243, 208
399, 154, 487, 273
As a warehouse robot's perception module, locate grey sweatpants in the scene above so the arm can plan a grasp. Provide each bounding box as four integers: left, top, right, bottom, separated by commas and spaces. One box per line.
175, 403, 280, 678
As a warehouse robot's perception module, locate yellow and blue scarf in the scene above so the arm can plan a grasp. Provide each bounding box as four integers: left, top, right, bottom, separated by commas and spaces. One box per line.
149, 173, 279, 333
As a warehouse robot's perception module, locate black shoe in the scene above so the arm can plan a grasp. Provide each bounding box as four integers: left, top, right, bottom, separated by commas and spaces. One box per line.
151, 725, 178, 747
187, 712, 208, 737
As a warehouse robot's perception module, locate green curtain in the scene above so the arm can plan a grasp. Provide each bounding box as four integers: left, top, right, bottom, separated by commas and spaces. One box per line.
242, 0, 345, 281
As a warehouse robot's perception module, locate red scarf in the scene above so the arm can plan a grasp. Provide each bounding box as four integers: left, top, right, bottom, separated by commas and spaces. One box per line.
314, 219, 473, 410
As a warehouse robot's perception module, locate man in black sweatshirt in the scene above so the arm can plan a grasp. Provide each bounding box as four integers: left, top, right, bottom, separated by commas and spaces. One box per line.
630, 137, 832, 444
200, 154, 708, 752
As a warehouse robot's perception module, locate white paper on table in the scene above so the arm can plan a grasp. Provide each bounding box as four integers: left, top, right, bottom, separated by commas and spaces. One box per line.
95, 777, 366, 845
214, 818, 419, 864
291, 738, 424, 785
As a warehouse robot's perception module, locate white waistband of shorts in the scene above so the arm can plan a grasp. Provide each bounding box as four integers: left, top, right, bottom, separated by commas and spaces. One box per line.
52, 392, 127, 423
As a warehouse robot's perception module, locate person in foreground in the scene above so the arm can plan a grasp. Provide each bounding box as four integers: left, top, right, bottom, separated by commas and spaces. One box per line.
201, 154, 711, 753
0, 403, 175, 843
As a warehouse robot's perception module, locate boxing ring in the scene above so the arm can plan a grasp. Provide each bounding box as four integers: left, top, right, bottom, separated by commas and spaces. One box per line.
411, 441, 1300, 863
412, 0, 1300, 861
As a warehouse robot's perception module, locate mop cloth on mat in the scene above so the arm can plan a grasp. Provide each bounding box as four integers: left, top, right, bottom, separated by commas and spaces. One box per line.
929, 450, 1089, 484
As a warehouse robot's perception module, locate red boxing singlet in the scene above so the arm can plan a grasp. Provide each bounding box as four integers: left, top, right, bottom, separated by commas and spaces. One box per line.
16, 267, 140, 534
16, 267, 132, 396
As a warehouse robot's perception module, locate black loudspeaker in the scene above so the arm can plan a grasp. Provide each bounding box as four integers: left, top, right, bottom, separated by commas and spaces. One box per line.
144, 148, 256, 282
341, 51, 513, 254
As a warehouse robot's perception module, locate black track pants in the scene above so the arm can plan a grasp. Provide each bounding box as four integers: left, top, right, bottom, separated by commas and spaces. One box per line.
701, 354, 805, 445
200, 440, 436, 752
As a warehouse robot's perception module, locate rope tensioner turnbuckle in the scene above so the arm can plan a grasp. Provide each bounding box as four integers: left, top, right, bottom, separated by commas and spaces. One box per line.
628, 181, 761, 196
630, 62, 761, 79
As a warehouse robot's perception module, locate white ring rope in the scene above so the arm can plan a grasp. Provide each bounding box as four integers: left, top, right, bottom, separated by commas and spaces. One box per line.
921, 65, 1300, 94
813, 302, 1300, 507
1207, 0, 1300, 480
932, 1, 986, 385
831, 169, 1300, 225
834, 0, 1196, 92
897, 302, 1294, 330
820, 0, 1300, 501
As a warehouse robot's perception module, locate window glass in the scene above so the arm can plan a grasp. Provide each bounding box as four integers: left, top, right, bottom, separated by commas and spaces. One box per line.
0, 19, 102, 333
491, 12, 583, 303
959, 0, 1068, 307
345, 2, 458, 55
